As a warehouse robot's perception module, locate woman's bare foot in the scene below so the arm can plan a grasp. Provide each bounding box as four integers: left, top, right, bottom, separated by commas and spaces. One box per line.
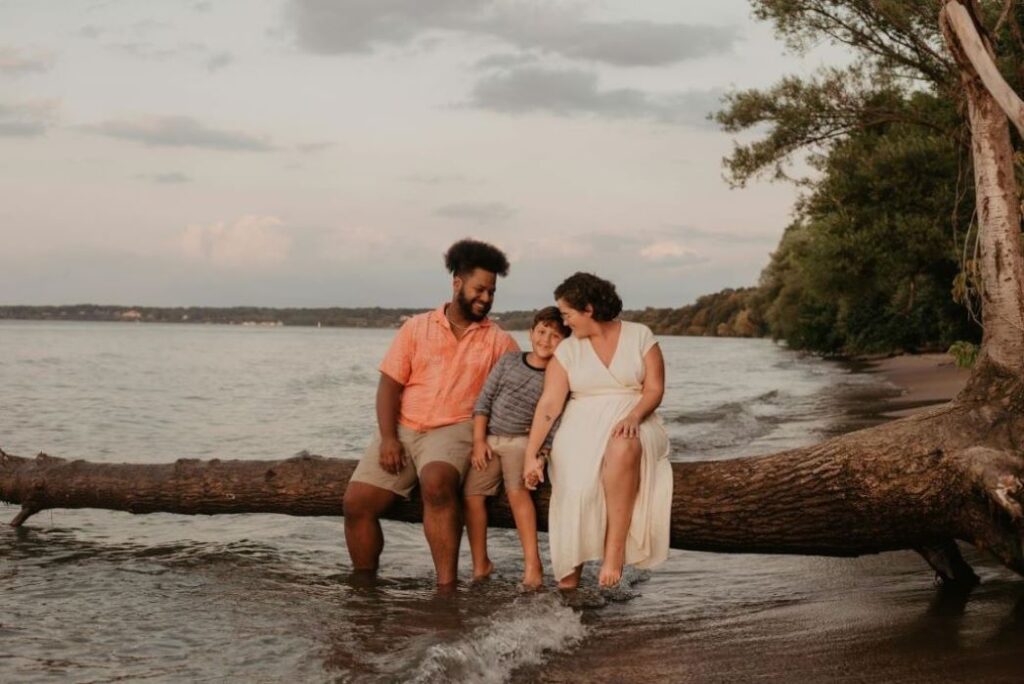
472, 558, 494, 581
557, 565, 583, 590
598, 562, 623, 588
521, 562, 543, 590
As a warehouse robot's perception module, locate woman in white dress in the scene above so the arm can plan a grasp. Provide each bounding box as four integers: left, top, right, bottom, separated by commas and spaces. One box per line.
523, 272, 672, 588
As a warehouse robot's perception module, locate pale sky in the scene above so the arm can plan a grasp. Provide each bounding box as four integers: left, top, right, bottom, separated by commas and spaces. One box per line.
0, 0, 844, 310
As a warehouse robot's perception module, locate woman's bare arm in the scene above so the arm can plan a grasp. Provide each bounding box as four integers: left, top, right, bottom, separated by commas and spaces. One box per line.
612, 345, 665, 438
522, 359, 570, 486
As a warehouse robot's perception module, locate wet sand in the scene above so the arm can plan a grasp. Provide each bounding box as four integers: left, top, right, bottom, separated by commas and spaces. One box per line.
865, 353, 970, 418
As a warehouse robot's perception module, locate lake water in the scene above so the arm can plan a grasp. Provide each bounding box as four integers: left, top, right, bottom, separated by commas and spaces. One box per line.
2, 321, 1022, 682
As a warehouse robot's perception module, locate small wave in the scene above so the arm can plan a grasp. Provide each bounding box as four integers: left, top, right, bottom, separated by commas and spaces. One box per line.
406, 594, 587, 684
672, 390, 783, 425
670, 390, 789, 452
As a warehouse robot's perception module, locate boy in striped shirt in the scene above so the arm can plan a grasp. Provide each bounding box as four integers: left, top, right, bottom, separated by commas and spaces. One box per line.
463, 306, 569, 588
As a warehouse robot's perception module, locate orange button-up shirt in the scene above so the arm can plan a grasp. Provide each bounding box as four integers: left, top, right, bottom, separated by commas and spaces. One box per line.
380, 304, 520, 431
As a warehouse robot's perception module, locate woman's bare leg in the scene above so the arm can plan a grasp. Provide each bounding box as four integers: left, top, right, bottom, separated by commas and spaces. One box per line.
506, 488, 543, 588
599, 436, 642, 587
464, 494, 493, 579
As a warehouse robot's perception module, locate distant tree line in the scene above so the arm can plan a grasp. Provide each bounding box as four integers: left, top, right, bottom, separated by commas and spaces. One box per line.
0, 297, 764, 337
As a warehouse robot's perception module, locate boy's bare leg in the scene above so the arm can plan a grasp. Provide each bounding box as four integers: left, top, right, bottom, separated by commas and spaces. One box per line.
506, 489, 543, 588
599, 436, 642, 587
557, 565, 583, 590
464, 494, 494, 579
343, 481, 397, 575
419, 461, 464, 587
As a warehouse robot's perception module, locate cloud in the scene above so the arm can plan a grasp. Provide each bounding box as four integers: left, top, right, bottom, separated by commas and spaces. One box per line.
295, 140, 336, 153
206, 51, 233, 72
469, 66, 722, 127
137, 171, 192, 184
435, 201, 515, 223
473, 52, 538, 70
83, 115, 275, 151
180, 215, 291, 269
284, 0, 737, 67
78, 25, 105, 39
0, 99, 58, 137
483, 11, 739, 67
106, 42, 182, 60
639, 240, 704, 266
0, 47, 55, 76
669, 225, 778, 245
402, 172, 472, 185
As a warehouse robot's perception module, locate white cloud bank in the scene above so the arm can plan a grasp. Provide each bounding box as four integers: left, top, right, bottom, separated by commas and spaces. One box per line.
180, 215, 291, 269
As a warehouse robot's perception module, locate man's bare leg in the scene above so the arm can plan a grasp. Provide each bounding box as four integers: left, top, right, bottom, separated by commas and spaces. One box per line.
343, 481, 397, 575
419, 462, 463, 586
464, 494, 494, 579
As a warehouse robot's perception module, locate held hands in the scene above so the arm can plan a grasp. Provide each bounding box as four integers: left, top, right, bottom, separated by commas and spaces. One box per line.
612, 413, 641, 439
378, 436, 406, 474
471, 440, 493, 471
523, 449, 548, 490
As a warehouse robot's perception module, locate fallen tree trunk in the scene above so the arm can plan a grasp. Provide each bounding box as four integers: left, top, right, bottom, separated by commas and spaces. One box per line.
4, 388, 1022, 586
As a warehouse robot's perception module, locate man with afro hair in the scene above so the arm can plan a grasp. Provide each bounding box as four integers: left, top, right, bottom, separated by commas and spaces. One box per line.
344, 238, 519, 587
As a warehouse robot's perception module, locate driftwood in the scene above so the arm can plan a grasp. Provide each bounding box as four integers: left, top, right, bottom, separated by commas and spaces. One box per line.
3, 1, 1024, 591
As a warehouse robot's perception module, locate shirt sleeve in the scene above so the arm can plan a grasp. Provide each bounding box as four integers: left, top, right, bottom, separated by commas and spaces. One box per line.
378, 318, 415, 385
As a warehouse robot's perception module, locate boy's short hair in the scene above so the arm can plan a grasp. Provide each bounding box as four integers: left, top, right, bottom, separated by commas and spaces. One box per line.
444, 238, 510, 278
532, 306, 570, 338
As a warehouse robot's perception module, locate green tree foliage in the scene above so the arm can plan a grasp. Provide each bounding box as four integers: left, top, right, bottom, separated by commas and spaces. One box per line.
716, 0, 1024, 354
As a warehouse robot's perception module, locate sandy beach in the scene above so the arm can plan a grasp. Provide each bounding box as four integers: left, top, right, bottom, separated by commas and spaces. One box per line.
865, 352, 971, 418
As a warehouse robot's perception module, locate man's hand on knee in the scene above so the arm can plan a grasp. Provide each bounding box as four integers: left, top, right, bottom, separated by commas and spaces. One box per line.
379, 436, 406, 474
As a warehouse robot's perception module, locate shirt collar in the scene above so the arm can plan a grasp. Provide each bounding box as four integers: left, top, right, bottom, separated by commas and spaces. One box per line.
432, 303, 492, 331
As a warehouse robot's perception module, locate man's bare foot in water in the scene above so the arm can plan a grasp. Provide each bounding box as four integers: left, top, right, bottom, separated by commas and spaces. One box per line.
472, 558, 494, 581
520, 562, 543, 590
598, 561, 623, 588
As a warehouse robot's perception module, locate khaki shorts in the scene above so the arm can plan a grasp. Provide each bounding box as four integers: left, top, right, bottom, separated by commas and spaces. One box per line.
463, 434, 529, 497
350, 421, 474, 498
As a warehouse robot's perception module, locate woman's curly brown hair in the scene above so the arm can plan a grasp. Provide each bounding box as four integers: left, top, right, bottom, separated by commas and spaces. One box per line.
553, 272, 622, 322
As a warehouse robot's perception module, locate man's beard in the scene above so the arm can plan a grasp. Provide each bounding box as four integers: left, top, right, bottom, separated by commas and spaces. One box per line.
457, 288, 490, 322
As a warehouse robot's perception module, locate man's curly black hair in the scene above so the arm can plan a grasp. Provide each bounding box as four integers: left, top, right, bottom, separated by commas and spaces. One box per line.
444, 238, 510, 278
553, 272, 623, 322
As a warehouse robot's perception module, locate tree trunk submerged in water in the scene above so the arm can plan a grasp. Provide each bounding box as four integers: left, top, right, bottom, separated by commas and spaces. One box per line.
3, 1, 1024, 590
3, 389, 1022, 585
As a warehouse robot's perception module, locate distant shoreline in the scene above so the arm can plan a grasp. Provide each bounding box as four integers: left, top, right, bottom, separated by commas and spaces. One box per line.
0, 297, 766, 338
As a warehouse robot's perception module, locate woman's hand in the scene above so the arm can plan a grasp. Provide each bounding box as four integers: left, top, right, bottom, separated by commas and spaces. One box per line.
611, 413, 640, 439
523, 453, 546, 490
471, 440, 492, 471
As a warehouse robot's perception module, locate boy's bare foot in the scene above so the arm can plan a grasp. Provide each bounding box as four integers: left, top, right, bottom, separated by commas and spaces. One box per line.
598, 562, 622, 588
521, 563, 543, 589
472, 559, 494, 581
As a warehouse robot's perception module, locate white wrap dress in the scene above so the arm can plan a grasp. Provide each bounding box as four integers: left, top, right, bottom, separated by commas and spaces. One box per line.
548, 320, 672, 581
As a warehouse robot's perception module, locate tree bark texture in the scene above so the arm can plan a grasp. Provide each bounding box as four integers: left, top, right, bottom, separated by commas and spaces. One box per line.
4, 394, 1023, 584
941, 1, 1024, 375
